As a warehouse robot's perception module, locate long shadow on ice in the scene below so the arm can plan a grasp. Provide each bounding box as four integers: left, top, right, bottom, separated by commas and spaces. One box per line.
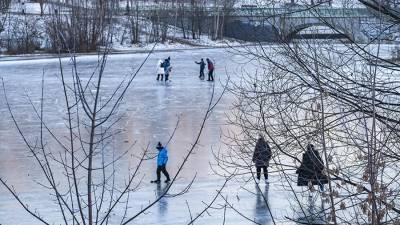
156, 183, 169, 219
254, 184, 272, 225
294, 193, 328, 225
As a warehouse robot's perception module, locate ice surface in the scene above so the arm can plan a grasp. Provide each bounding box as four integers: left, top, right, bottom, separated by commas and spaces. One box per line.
0, 48, 309, 224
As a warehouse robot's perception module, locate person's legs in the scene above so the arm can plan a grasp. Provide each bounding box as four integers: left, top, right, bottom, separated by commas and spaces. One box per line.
165, 73, 169, 82
210, 70, 214, 81
156, 166, 161, 181
160, 165, 170, 182
207, 71, 211, 81
256, 166, 261, 180
160, 74, 163, 81
263, 166, 268, 180
157, 74, 160, 81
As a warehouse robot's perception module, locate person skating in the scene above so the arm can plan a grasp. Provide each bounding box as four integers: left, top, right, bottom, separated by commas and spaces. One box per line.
195, 58, 206, 80
156, 59, 164, 81
296, 143, 328, 190
252, 134, 272, 184
151, 142, 171, 184
163, 57, 171, 82
206, 58, 214, 81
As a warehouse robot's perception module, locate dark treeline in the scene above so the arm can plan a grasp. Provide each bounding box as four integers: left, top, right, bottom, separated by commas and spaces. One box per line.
0, 0, 237, 54
0, 0, 11, 32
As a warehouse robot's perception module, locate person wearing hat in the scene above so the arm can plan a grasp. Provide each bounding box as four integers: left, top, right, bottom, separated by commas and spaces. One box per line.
151, 142, 171, 183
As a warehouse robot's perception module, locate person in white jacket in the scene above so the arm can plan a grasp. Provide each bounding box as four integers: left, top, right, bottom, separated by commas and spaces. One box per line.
156, 59, 164, 81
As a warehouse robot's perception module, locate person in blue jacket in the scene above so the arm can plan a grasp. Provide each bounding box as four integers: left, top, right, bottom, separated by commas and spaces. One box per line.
151, 142, 171, 183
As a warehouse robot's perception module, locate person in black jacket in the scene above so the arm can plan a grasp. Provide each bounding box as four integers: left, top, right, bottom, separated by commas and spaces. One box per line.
164, 57, 171, 82
252, 135, 272, 183
296, 144, 328, 190
195, 58, 206, 80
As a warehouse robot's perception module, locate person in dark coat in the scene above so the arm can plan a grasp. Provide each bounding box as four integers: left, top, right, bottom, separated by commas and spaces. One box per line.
252, 135, 272, 183
206, 58, 214, 81
296, 144, 328, 189
195, 58, 206, 80
163, 57, 171, 82
151, 142, 171, 184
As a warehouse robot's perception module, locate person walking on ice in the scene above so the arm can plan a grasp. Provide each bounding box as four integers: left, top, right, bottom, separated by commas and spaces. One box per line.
296, 143, 328, 191
206, 58, 214, 81
163, 57, 171, 82
156, 59, 164, 81
151, 142, 171, 183
195, 58, 206, 80
252, 134, 272, 184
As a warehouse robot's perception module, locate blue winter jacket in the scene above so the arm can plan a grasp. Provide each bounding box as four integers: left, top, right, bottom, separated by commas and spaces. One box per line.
163, 60, 170, 73
157, 147, 168, 166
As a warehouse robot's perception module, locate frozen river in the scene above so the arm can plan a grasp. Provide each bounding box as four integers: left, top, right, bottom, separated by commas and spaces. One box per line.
0, 48, 301, 224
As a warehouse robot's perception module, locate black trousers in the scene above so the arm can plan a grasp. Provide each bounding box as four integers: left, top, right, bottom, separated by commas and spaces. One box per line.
208, 70, 214, 81
165, 73, 169, 81
199, 69, 204, 79
157, 74, 163, 81
256, 166, 268, 180
157, 165, 170, 181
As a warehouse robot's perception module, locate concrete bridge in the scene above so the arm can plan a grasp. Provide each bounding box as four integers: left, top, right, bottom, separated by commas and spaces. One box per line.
11, 2, 379, 42
234, 7, 375, 41
122, 6, 376, 42
258, 7, 374, 41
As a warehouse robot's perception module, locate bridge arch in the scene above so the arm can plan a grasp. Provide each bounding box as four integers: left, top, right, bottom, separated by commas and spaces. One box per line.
283, 23, 351, 42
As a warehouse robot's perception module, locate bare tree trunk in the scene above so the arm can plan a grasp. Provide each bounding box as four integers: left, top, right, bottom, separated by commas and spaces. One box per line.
39, 0, 45, 16
179, 3, 187, 39
191, 0, 196, 39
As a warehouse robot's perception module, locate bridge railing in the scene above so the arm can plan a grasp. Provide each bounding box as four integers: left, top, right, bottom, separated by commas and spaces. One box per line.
113, 5, 373, 18
232, 7, 373, 18
9, 3, 373, 19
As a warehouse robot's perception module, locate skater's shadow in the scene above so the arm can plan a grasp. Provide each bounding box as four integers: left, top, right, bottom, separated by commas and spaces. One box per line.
156, 183, 169, 219
254, 184, 272, 225
295, 194, 327, 225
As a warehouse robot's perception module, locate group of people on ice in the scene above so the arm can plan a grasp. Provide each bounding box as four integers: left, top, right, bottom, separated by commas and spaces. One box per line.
252, 134, 328, 189
153, 56, 327, 189
156, 57, 215, 82
151, 134, 328, 190
156, 57, 172, 82
195, 58, 214, 81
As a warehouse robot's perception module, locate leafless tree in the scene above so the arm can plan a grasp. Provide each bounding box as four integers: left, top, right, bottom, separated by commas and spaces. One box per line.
214, 0, 400, 224
37, 0, 46, 16
0, 0, 11, 13
211, 0, 237, 40
126, 0, 140, 44
0, 3, 227, 224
